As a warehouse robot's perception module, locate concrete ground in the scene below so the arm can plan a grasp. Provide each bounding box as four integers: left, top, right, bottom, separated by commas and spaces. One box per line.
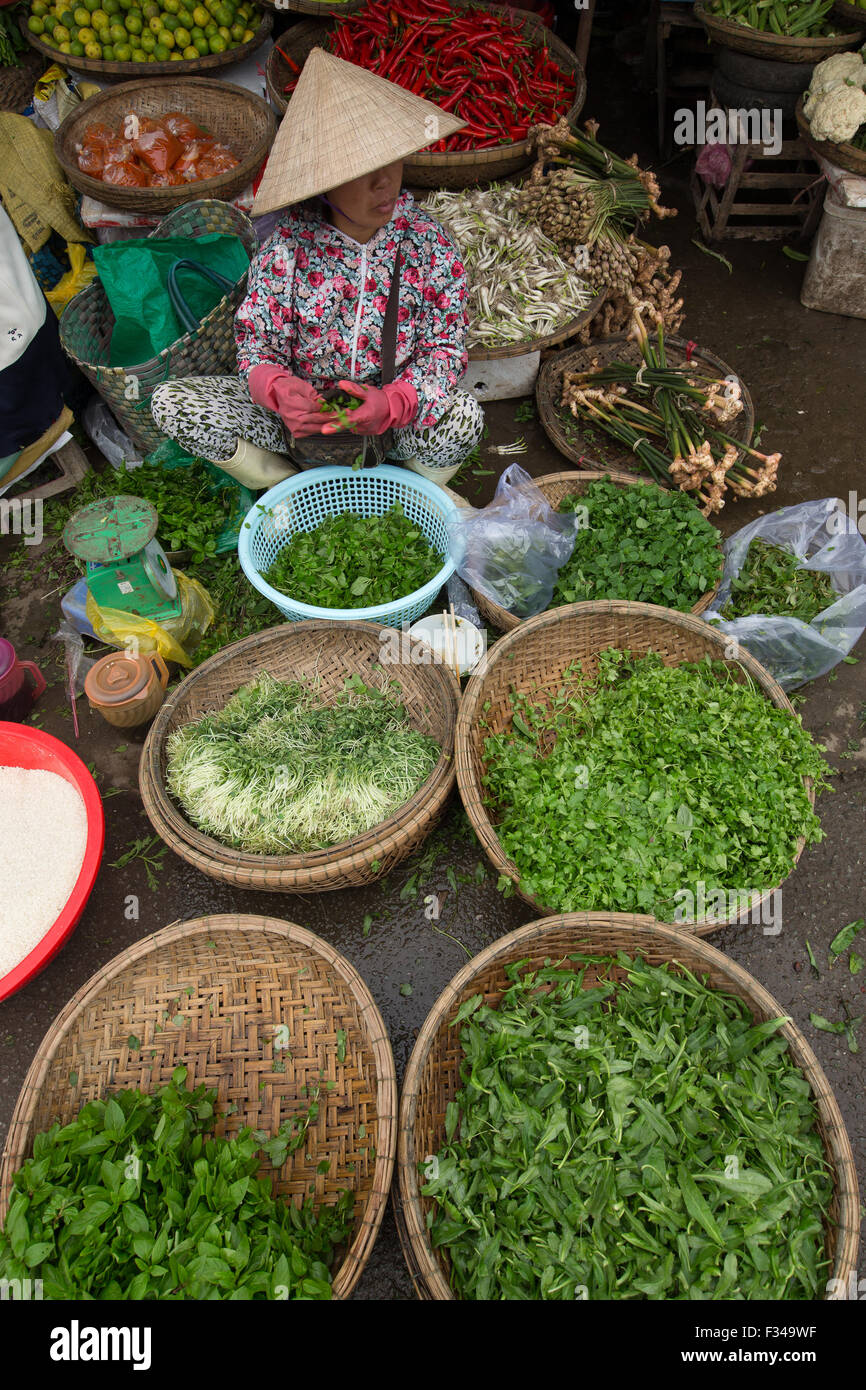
1, 70, 864, 1301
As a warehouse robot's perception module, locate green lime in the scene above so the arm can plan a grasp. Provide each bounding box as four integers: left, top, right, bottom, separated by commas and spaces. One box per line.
72, 6, 90, 24
229, 21, 243, 40
153, 39, 169, 57
207, 31, 225, 51
27, 15, 46, 33
82, 0, 98, 9
83, 38, 101, 55
217, 23, 229, 39
141, 0, 159, 14
162, 0, 179, 10
204, 20, 216, 34
181, 42, 197, 57
113, 39, 131, 57
174, 24, 189, 44
69, 37, 85, 54
124, 11, 142, 31
108, 21, 125, 39
241, 26, 252, 40
101, 41, 114, 56
177, 5, 193, 24
131, 46, 147, 59
191, 2, 208, 23
189, 25, 204, 43
53, 23, 70, 40
43, 13, 57, 29
59, 9, 76, 24
77, 24, 95, 40
139, 29, 154, 49
32, 0, 49, 14
147, 13, 161, 29
156, 26, 174, 45
103, 0, 121, 12
161, 12, 178, 28
59, 39, 71, 51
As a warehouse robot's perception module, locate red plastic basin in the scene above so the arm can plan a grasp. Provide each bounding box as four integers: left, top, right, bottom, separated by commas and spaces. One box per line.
0, 722, 104, 1002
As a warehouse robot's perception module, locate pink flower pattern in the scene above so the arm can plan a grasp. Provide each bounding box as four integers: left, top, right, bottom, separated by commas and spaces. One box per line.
235, 192, 468, 429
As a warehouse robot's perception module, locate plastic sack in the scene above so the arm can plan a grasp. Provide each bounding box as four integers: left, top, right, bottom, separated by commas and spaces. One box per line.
703, 497, 866, 689
82, 397, 143, 469
447, 463, 580, 619
85, 570, 215, 668
44, 243, 98, 316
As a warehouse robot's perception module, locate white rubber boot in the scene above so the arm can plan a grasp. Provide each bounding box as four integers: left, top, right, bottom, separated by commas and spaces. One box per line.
210, 439, 298, 489
400, 455, 465, 487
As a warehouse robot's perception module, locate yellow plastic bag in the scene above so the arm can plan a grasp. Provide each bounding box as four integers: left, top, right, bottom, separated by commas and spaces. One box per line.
45, 244, 98, 316
85, 571, 215, 668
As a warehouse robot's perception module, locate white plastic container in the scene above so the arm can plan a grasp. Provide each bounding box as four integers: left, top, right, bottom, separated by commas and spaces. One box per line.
801, 195, 866, 319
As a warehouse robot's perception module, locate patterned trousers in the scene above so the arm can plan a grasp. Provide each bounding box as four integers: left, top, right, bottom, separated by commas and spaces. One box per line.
150, 376, 484, 480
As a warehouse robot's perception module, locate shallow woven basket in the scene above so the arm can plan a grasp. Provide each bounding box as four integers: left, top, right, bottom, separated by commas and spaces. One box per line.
467, 289, 607, 362
258, 0, 365, 9
140, 621, 460, 892
796, 96, 866, 177
20, 12, 273, 78
266, 2, 586, 189
536, 335, 755, 476
455, 601, 816, 931
467, 469, 723, 634
0, 914, 396, 1300
395, 913, 859, 1300
694, 0, 864, 62
55, 78, 277, 215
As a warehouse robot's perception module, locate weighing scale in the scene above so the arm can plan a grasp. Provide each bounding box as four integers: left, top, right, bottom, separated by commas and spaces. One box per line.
62, 496, 182, 622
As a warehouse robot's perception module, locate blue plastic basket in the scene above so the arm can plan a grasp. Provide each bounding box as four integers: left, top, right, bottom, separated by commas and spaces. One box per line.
238, 465, 460, 627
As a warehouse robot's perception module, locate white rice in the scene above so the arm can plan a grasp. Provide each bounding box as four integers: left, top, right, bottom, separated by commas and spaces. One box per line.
0, 767, 89, 979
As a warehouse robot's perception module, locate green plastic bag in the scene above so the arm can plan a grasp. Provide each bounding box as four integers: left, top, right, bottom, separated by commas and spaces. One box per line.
92, 234, 250, 368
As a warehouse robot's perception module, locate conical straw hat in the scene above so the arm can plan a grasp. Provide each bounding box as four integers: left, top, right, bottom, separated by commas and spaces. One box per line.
252, 48, 466, 215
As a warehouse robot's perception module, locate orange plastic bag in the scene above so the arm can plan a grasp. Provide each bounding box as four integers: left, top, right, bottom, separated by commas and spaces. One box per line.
162, 111, 205, 141
134, 126, 182, 174
102, 160, 148, 187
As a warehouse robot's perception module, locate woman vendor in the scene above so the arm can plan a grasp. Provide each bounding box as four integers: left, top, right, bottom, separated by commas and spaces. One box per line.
151, 48, 484, 488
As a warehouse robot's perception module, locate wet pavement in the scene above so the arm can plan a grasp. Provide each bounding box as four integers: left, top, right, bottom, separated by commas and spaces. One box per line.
1, 79, 865, 1300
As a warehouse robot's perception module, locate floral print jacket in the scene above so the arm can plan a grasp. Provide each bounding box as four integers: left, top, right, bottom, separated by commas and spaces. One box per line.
234, 192, 468, 429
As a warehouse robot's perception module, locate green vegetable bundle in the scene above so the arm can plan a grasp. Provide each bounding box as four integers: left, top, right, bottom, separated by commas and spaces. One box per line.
705, 0, 840, 38
423, 955, 834, 1300
721, 539, 839, 623
263, 502, 443, 609
554, 479, 724, 610
0, 1067, 353, 1300
167, 672, 440, 854
482, 649, 830, 918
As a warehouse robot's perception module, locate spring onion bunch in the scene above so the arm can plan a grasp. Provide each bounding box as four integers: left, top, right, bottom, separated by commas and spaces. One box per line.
166, 672, 440, 854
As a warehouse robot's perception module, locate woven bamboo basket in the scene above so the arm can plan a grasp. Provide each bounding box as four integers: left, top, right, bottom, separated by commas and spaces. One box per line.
266, 2, 586, 189
55, 78, 277, 215
467, 469, 723, 634
833, 0, 866, 27
59, 198, 256, 455
455, 601, 817, 931
20, 12, 273, 78
796, 96, 866, 177
0, 914, 396, 1300
467, 289, 607, 362
140, 621, 460, 892
395, 913, 860, 1300
694, 1, 864, 61
258, 0, 365, 10
0, 48, 45, 113
535, 335, 755, 475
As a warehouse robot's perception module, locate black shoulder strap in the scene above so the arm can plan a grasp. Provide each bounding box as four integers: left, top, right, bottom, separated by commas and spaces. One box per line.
380, 241, 404, 387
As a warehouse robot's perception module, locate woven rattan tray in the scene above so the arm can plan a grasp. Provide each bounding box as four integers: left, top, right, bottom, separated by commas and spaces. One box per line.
796, 96, 866, 177
140, 621, 460, 892
0, 913, 397, 1299
467, 469, 722, 634
694, 1, 863, 61
455, 600, 815, 930
536, 334, 755, 475
55, 78, 277, 214
395, 913, 859, 1300
20, 11, 272, 78
266, 1, 586, 189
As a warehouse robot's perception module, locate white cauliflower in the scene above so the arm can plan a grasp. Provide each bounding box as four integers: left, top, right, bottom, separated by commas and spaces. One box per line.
804, 51, 866, 120
809, 82, 866, 142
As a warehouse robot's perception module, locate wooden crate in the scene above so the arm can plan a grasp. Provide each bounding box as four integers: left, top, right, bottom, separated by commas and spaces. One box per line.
691, 124, 824, 241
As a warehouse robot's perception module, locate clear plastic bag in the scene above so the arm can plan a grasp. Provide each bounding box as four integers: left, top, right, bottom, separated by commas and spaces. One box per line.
703, 497, 866, 688
447, 463, 579, 619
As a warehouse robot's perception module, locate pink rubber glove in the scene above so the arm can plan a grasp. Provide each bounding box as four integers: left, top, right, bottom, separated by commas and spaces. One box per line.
321, 380, 418, 435
248, 363, 325, 439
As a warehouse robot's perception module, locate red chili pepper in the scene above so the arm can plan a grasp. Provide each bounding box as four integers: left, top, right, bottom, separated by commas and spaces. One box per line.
274, 41, 301, 75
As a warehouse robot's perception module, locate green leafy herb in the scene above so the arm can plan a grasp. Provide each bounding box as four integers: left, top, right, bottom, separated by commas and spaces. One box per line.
263, 503, 442, 609
424, 955, 834, 1300
829, 919, 864, 961
482, 650, 830, 918
554, 479, 723, 611
0, 1069, 352, 1300
721, 540, 838, 624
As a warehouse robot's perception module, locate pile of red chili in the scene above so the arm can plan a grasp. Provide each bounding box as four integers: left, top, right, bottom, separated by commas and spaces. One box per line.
279, 0, 576, 151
